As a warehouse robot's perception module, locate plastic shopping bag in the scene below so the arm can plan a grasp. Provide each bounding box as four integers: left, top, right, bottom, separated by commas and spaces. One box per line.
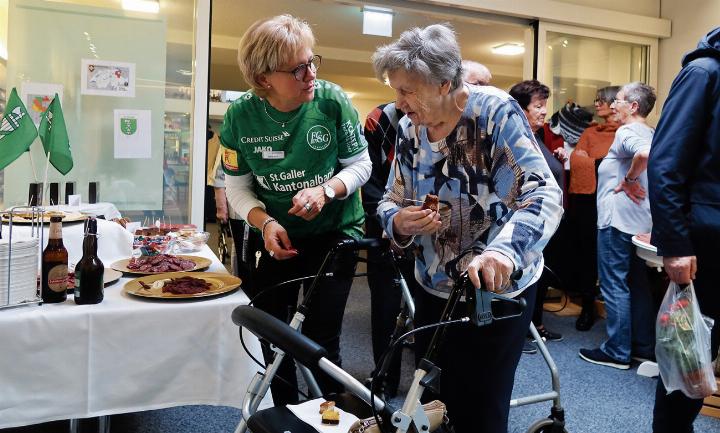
655, 281, 717, 399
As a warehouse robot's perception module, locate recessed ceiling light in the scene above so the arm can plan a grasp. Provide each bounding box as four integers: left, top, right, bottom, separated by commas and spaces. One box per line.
491, 43, 525, 56
362, 6, 393, 37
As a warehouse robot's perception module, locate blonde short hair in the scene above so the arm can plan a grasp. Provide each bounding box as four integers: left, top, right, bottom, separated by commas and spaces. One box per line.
237, 15, 315, 97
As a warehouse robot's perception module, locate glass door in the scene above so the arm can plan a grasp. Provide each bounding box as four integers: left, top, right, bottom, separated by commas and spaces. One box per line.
535, 22, 658, 119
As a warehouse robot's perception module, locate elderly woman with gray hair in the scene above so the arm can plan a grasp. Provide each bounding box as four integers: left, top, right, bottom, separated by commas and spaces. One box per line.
373, 24, 563, 433
579, 82, 657, 370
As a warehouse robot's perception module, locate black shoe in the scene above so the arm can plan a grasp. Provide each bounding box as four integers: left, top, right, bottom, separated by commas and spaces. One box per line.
575, 306, 596, 331
578, 348, 630, 370
530, 327, 563, 342
522, 340, 537, 354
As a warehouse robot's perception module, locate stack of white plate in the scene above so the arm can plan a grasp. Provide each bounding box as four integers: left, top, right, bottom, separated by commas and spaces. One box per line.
0, 238, 40, 305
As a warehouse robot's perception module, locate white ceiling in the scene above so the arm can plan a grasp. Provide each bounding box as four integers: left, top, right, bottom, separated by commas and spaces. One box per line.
209, 0, 528, 98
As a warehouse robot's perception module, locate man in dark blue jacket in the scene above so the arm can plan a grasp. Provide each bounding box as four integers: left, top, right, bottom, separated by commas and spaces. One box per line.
648, 27, 720, 433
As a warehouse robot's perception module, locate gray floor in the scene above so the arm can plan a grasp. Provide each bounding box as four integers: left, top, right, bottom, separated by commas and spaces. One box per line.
5, 231, 719, 433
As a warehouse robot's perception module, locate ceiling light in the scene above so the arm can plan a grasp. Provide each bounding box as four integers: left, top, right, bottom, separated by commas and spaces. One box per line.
122, 0, 160, 14
362, 6, 393, 37
491, 43, 525, 56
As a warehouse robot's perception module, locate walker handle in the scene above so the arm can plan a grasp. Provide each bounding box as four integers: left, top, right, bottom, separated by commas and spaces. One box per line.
232, 305, 327, 367
461, 272, 526, 327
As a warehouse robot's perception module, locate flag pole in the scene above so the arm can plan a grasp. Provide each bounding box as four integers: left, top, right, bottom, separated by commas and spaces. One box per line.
42, 150, 51, 206
28, 150, 39, 183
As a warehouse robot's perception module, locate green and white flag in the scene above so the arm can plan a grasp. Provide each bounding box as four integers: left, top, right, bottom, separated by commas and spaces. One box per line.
0, 88, 37, 171
38, 93, 73, 175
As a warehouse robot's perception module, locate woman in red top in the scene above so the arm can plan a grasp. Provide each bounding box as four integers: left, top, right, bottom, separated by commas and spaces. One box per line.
569, 86, 621, 331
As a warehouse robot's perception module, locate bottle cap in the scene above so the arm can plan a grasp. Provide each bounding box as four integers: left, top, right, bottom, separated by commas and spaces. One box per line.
49, 216, 63, 223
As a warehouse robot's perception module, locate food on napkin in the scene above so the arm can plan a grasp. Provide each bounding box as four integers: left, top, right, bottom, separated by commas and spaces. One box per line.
319, 400, 335, 414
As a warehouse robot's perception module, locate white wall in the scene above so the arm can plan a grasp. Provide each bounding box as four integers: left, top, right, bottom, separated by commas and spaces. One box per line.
555, 0, 659, 17
658, 1, 720, 109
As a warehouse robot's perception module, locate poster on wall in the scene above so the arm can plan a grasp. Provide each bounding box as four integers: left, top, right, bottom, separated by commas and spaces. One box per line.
81, 59, 135, 97
114, 109, 151, 159
20, 82, 64, 126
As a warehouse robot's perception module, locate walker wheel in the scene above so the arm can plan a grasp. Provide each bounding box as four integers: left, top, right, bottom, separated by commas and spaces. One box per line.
526, 418, 568, 433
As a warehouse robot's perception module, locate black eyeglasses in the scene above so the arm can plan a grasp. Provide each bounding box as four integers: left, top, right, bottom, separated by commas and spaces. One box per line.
275, 55, 322, 81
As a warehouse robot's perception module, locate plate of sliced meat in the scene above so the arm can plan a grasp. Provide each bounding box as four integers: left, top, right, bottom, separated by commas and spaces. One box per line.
111, 254, 212, 274
123, 272, 242, 299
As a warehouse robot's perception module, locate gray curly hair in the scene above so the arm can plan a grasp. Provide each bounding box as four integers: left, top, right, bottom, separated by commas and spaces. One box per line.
371, 24, 463, 91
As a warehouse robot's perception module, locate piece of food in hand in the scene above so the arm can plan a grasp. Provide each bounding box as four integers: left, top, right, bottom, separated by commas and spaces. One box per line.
421, 194, 439, 212
321, 408, 340, 425
319, 400, 336, 414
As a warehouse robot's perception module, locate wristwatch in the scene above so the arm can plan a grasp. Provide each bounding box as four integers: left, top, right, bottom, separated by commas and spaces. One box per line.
322, 184, 336, 202
624, 175, 639, 184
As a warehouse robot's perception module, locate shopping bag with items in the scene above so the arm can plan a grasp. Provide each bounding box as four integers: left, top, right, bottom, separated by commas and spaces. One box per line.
655, 281, 717, 399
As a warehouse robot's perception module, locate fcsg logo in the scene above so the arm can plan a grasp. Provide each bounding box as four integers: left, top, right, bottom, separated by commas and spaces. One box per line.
306, 125, 332, 150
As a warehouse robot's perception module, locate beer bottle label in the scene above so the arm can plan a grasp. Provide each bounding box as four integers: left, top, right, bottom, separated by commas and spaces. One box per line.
47, 264, 68, 293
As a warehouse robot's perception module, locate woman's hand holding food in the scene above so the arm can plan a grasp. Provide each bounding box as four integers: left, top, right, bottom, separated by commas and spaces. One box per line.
288, 186, 327, 221
392, 205, 441, 238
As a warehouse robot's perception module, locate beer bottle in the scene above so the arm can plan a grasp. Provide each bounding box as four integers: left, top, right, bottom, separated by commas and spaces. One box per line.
74, 217, 104, 304
42, 216, 68, 303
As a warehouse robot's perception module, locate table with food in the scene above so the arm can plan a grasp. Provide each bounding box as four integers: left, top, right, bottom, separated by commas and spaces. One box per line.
0, 210, 266, 429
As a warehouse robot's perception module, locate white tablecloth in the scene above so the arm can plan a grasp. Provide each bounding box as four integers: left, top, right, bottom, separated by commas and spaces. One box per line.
46, 202, 122, 220
0, 222, 265, 428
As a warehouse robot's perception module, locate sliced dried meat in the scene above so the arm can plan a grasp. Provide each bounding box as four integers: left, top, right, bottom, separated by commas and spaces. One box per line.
127, 254, 196, 273
161, 276, 212, 295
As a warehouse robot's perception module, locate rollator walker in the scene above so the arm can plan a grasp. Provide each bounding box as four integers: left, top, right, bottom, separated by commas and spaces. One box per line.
232, 238, 568, 433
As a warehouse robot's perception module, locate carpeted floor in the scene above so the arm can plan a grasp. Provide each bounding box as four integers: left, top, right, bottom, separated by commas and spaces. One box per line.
5, 241, 719, 433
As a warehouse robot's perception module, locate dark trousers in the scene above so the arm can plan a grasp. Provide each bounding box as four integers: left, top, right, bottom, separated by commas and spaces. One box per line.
534, 217, 568, 326
242, 232, 358, 405
567, 193, 599, 305
413, 284, 537, 433
653, 227, 720, 433
365, 217, 418, 392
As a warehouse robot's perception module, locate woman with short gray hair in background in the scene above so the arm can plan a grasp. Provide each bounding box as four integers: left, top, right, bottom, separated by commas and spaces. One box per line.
374, 24, 563, 433
579, 82, 657, 370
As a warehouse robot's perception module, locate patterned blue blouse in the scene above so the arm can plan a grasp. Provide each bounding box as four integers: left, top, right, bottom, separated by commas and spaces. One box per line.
378, 86, 563, 298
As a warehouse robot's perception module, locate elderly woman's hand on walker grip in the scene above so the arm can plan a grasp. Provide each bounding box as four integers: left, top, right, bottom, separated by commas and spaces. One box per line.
467, 251, 515, 293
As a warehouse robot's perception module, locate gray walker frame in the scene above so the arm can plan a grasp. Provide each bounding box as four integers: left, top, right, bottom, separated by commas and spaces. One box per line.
233, 243, 567, 433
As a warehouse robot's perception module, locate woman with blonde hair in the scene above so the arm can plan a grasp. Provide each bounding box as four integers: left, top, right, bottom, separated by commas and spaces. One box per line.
219, 14, 371, 405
